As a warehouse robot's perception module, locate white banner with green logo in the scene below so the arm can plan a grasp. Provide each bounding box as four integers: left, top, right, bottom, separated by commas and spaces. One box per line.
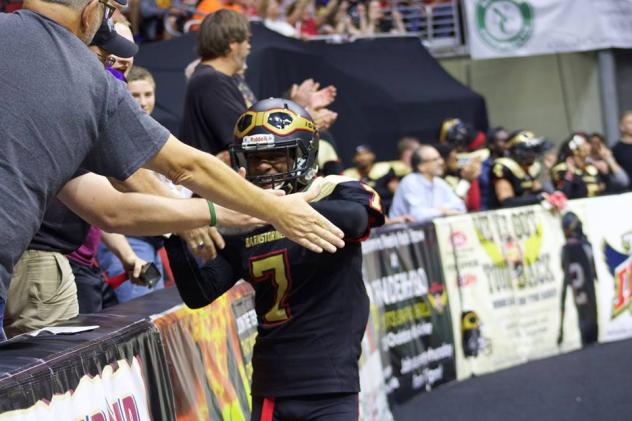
465, 0, 632, 59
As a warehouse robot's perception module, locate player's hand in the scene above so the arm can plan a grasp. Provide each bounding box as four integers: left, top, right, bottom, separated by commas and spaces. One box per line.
269, 187, 345, 253
120, 253, 148, 285
179, 226, 225, 261
460, 158, 482, 181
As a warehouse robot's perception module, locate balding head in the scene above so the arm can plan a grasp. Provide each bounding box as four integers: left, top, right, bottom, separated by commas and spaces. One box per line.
411, 145, 444, 179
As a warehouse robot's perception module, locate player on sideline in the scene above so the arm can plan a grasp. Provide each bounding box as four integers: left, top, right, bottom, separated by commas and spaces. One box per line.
165, 98, 385, 420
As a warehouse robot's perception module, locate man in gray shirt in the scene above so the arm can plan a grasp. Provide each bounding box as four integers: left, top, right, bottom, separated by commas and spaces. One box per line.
0, 0, 344, 336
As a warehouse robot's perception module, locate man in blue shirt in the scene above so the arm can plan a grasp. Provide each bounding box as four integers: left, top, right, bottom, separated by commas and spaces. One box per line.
389, 145, 465, 224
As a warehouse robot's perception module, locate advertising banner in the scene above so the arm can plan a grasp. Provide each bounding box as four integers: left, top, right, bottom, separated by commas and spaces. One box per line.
0, 321, 172, 420
0, 357, 150, 421
465, 0, 632, 59
434, 205, 582, 379
152, 293, 251, 421
566, 194, 632, 343
362, 223, 456, 404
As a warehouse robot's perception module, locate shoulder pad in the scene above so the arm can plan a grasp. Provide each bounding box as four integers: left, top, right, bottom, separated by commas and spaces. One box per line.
389, 160, 411, 178
586, 165, 599, 176
342, 168, 360, 179
318, 140, 339, 166
494, 158, 525, 179
369, 162, 395, 180
528, 161, 542, 178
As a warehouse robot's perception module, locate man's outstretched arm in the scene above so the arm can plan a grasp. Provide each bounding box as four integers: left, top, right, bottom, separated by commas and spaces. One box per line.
58, 172, 211, 235
144, 135, 345, 253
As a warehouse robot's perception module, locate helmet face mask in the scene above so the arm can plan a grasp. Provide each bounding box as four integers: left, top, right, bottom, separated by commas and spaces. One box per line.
507, 130, 551, 166
230, 98, 319, 193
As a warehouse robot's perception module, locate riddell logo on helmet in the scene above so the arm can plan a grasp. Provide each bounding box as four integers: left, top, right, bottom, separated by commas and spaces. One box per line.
243, 134, 275, 148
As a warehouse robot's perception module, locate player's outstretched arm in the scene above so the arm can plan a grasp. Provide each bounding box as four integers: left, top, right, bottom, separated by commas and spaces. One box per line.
145, 135, 345, 253
164, 236, 239, 309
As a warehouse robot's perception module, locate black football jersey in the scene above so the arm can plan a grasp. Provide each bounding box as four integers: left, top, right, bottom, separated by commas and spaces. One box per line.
551, 162, 606, 199
489, 157, 541, 208
560, 239, 598, 345
167, 176, 385, 398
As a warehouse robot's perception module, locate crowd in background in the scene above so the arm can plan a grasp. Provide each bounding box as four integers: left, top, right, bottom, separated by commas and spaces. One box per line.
0, 0, 456, 42
3, 1, 632, 345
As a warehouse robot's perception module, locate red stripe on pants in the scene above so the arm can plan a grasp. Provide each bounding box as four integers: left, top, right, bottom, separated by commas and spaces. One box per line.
261, 397, 275, 421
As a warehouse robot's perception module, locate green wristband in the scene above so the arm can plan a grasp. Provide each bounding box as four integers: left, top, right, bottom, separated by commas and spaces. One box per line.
207, 200, 217, 227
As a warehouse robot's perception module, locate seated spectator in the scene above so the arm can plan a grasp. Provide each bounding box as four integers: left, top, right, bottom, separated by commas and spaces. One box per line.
344, 145, 398, 212
489, 130, 559, 209
552, 132, 628, 198
589, 132, 629, 193
390, 145, 465, 223
390, 136, 421, 180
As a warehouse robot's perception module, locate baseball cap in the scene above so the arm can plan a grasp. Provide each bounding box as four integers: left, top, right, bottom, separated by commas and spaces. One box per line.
90, 18, 138, 58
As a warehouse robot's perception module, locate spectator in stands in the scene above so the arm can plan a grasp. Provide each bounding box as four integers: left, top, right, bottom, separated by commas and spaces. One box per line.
97, 65, 172, 302
258, 0, 297, 37
592, 131, 629, 193
391, 136, 421, 180
480, 126, 509, 210
0, 0, 345, 338
344, 145, 398, 212
390, 145, 465, 223
613, 111, 632, 189
489, 130, 563, 209
552, 132, 628, 199
360, 0, 405, 35
139, 0, 191, 42
180, 10, 251, 164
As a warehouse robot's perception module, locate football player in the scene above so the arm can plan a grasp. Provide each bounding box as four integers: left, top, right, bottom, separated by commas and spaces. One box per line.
557, 212, 598, 346
165, 98, 385, 420
489, 130, 563, 209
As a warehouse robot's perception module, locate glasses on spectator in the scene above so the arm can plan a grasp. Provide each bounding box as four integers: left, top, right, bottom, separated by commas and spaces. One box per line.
98, 0, 116, 20
97, 52, 116, 67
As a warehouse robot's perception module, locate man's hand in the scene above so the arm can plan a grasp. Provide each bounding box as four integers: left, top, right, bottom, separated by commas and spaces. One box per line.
179, 226, 225, 261
120, 253, 148, 285
311, 108, 338, 131
290, 78, 318, 108
216, 205, 266, 229
309, 85, 337, 110
269, 187, 345, 253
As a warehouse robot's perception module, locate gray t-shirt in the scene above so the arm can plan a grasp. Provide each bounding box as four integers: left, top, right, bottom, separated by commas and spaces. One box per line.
0, 10, 170, 299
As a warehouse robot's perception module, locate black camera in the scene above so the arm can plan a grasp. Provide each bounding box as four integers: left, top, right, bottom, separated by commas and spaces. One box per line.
138, 262, 161, 289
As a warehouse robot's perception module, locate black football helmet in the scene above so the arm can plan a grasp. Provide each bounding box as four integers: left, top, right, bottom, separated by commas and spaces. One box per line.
562, 211, 584, 240
439, 118, 477, 150
506, 130, 552, 166
230, 98, 319, 193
